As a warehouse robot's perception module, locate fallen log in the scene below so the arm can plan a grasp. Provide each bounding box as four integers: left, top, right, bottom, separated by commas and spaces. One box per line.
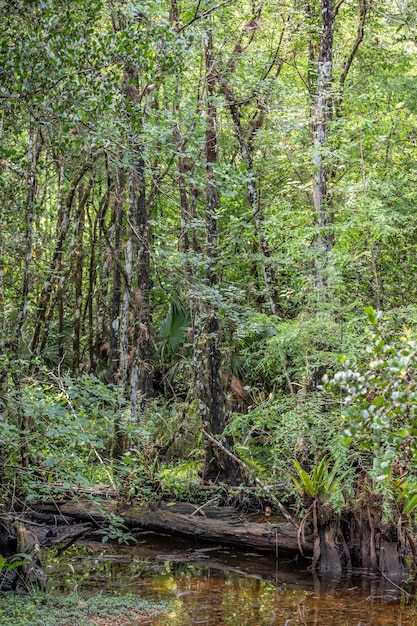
30, 499, 313, 557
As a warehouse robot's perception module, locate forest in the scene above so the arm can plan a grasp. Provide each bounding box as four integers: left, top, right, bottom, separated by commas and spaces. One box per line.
2, 0, 417, 595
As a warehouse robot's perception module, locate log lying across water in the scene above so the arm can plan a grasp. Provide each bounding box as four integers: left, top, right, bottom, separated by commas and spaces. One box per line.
30, 499, 313, 557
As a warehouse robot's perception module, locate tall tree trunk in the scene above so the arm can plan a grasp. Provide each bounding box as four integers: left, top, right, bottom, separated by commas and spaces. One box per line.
170, 0, 206, 417
72, 181, 91, 373
108, 8, 154, 440
14, 121, 42, 353
108, 169, 125, 386
86, 182, 111, 371
0, 189, 8, 441
113, 213, 132, 456
30, 162, 92, 358
311, 0, 335, 298
129, 143, 153, 419
203, 29, 245, 485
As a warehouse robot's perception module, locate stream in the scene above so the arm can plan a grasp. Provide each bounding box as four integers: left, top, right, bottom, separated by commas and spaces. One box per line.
45, 534, 417, 625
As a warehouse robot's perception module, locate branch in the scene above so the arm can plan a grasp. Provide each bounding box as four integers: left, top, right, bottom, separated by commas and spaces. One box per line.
179, 0, 234, 32
338, 0, 368, 89
335, 0, 345, 17
201, 428, 297, 527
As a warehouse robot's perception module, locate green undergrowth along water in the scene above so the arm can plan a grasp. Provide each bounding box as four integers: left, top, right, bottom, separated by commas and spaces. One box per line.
0, 592, 168, 626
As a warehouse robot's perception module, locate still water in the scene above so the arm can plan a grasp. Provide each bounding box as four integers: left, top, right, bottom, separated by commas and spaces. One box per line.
46, 535, 417, 625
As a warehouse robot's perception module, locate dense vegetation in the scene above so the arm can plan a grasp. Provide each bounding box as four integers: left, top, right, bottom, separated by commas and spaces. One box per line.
2, 0, 417, 572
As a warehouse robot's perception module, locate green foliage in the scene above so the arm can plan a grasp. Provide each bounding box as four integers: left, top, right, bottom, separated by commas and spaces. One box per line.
158, 299, 190, 357
154, 298, 191, 394
3, 372, 122, 499
0, 592, 167, 626
96, 513, 136, 545
226, 392, 348, 485
332, 308, 417, 482
1, 0, 417, 519
290, 456, 350, 512
157, 458, 203, 499
392, 477, 417, 517
0, 552, 31, 588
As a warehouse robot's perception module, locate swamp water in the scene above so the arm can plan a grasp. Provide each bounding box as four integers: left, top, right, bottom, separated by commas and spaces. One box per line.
45, 535, 417, 625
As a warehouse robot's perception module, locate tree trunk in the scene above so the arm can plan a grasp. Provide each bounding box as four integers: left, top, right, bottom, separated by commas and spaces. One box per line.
14, 121, 42, 354
72, 181, 91, 373
108, 169, 126, 386
129, 144, 153, 418
87, 183, 111, 371
30, 162, 92, 358
317, 512, 351, 574
31, 499, 312, 557
0, 198, 6, 430
311, 0, 335, 298
203, 29, 245, 485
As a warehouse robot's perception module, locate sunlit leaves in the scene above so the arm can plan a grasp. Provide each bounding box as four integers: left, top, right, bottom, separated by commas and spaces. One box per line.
332, 308, 417, 481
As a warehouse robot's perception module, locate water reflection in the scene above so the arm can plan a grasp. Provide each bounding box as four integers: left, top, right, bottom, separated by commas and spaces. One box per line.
45, 537, 417, 625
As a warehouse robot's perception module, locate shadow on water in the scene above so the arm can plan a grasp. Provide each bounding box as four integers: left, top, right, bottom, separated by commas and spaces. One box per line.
45, 535, 417, 625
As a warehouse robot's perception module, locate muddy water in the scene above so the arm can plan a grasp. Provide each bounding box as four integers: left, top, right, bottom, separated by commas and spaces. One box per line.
46, 535, 417, 625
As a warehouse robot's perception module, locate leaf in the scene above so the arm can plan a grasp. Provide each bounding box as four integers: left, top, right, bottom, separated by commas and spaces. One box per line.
403, 493, 417, 516
291, 459, 316, 498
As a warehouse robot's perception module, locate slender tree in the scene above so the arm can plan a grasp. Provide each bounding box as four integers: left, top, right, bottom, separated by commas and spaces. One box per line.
311, 0, 336, 298
203, 27, 245, 484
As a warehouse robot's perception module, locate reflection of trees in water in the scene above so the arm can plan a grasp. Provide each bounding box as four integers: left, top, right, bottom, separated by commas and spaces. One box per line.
47, 543, 416, 625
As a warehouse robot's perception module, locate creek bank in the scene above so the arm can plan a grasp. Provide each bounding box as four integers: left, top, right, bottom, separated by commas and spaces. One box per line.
29, 499, 313, 556
2, 494, 413, 586
37, 498, 415, 580
0, 591, 167, 626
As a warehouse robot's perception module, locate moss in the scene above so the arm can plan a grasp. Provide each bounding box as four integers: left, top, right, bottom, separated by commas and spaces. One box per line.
0, 592, 168, 626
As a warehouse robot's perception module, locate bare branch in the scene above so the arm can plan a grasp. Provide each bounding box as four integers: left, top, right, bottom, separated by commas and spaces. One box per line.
179, 0, 234, 32
338, 0, 368, 89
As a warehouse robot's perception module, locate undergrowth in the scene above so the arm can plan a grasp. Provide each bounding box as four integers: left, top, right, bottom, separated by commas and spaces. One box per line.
0, 592, 168, 626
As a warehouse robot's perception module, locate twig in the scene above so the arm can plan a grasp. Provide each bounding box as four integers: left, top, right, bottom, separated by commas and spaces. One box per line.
190, 495, 220, 516
6, 516, 44, 528
179, 0, 234, 32
379, 570, 411, 597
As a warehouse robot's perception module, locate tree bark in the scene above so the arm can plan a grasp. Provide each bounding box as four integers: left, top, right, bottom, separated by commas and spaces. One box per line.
202, 29, 245, 485
108, 169, 126, 386
72, 181, 91, 373
311, 0, 335, 297
14, 121, 42, 354
87, 180, 111, 371
30, 162, 92, 358
129, 143, 153, 417
31, 499, 312, 556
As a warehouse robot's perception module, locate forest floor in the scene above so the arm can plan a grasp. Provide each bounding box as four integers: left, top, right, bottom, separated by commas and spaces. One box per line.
0, 593, 168, 626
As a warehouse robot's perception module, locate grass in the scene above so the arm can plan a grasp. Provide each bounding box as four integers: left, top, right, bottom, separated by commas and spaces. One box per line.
0, 592, 168, 626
